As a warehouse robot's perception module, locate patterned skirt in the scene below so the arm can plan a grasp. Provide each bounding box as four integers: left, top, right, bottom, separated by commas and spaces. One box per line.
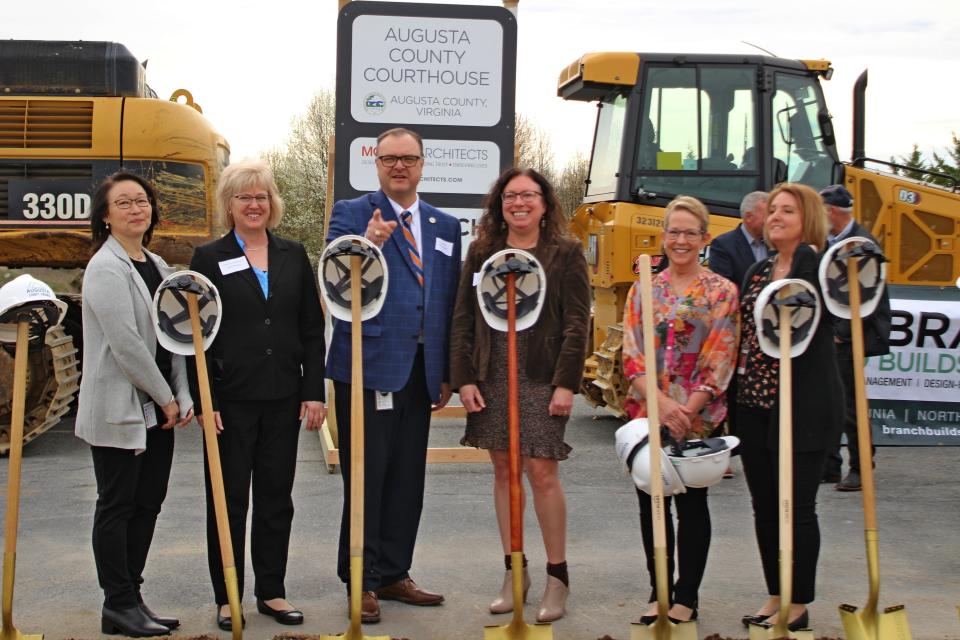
461, 328, 572, 461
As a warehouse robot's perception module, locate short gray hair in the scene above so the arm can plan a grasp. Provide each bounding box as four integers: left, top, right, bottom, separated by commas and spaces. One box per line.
216, 159, 284, 230
740, 191, 768, 217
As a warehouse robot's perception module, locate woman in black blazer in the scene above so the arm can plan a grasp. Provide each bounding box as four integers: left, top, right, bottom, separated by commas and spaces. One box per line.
188, 160, 326, 629
735, 183, 843, 632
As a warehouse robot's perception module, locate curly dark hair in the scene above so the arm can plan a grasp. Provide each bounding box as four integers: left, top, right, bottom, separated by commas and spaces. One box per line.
471, 167, 568, 258
90, 171, 160, 253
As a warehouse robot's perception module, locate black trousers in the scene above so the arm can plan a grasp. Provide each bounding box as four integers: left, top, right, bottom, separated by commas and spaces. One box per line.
204, 394, 301, 605
737, 404, 825, 604
335, 348, 431, 592
91, 427, 174, 609
825, 349, 875, 474
636, 486, 710, 609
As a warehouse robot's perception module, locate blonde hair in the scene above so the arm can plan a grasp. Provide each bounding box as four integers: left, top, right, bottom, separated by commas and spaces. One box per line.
664, 195, 710, 233
764, 183, 828, 251
216, 159, 285, 230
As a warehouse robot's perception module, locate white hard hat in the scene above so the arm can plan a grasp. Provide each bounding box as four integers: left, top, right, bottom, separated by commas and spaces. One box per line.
476, 248, 546, 332
754, 278, 821, 359
818, 236, 887, 319
614, 418, 686, 496
319, 235, 388, 323
0, 274, 68, 344
151, 270, 222, 356
667, 436, 740, 489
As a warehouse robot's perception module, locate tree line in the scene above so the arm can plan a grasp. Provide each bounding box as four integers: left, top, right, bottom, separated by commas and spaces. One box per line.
891, 133, 960, 188
264, 89, 589, 264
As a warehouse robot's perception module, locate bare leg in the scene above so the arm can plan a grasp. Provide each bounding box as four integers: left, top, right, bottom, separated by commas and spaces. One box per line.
490, 450, 524, 555
523, 457, 566, 563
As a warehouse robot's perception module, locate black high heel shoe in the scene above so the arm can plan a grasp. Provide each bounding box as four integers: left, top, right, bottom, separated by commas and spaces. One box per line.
787, 610, 810, 631
741, 612, 771, 628
668, 607, 698, 624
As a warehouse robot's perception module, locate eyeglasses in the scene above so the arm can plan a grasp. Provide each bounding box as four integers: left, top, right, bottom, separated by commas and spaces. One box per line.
502, 191, 543, 204
112, 198, 151, 210
377, 155, 422, 167
233, 194, 270, 205
664, 228, 705, 241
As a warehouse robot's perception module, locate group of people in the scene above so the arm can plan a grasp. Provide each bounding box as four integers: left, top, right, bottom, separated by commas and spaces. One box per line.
74, 127, 589, 636
621, 183, 888, 631
73, 122, 887, 637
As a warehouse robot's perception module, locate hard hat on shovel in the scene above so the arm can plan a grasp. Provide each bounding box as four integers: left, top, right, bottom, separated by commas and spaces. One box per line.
0, 274, 67, 344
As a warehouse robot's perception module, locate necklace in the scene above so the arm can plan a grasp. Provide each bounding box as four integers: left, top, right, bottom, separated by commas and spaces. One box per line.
244, 245, 267, 252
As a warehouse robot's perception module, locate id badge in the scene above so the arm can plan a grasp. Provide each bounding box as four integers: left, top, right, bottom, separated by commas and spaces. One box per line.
375, 391, 393, 411
143, 401, 159, 429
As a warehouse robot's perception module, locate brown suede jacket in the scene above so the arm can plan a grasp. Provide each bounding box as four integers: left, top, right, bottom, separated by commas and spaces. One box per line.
450, 234, 590, 392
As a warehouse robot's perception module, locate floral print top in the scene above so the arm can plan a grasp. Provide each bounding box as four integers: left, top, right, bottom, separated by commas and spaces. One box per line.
737, 258, 779, 409
622, 268, 740, 438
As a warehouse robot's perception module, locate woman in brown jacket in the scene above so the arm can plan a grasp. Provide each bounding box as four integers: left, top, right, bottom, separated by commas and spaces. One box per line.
450, 167, 590, 623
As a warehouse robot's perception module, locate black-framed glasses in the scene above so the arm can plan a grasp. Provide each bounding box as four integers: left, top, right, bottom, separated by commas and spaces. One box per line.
233, 194, 270, 205
377, 155, 422, 167
112, 197, 151, 210
502, 191, 542, 204
664, 228, 705, 241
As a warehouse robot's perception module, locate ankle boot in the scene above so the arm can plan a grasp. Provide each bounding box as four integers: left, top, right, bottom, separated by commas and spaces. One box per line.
489, 567, 531, 614
536, 575, 569, 622
101, 605, 170, 636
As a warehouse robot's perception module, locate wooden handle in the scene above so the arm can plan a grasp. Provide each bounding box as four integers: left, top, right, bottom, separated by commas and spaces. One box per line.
637, 255, 670, 623
2, 320, 30, 628
507, 273, 523, 553
775, 301, 794, 635
349, 254, 365, 556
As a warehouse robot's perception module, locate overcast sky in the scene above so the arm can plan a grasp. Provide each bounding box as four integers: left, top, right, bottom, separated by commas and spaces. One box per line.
7, 0, 959, 168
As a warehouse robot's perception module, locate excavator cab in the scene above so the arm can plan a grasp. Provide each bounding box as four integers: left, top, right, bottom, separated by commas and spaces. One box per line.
561, 52, 838, 216
557, 52, 840, 414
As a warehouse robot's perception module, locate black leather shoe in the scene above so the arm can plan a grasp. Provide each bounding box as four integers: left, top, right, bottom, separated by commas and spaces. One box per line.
257, 598, 304, 625
138, 601, 180, 630
637, 614, 658, 625
741, 612, 771, 628
217, 608, 246, 631
101, 605, 170, 637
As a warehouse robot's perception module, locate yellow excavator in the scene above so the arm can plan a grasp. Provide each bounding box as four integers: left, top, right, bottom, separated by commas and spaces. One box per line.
0, 40, 229, 453
558, 52, 959, 416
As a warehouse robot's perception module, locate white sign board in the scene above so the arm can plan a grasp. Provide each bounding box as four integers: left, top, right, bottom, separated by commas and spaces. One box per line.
864, 297, 960, 401
348, 137, 500, 195
445, 207, 482, 259
351, 15, 503, 126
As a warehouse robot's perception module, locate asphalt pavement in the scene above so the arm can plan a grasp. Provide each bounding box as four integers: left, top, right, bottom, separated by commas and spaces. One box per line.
1, 398, 958, 639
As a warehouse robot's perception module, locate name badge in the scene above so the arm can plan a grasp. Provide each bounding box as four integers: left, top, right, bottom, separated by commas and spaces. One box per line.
219, 256, 249, 275
435, 237, 453, 257
472, 272, 481, 286
375, 391, 394, 411
143, 401, 159, 429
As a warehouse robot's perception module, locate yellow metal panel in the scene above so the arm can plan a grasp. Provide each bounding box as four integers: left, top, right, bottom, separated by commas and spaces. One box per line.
558, 52, 639, 91
0, 96, 121, 158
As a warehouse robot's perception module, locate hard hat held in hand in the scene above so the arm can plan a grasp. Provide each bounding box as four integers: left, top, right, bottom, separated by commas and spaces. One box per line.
319, 235, 388, 323
614, 418, 686, 496
754, 278, 821, 359
476, 248, 546, 332
0, 274, 68, 344
818, 236, 887, 319
152, 270, 222, 356
667, 436, 740, 489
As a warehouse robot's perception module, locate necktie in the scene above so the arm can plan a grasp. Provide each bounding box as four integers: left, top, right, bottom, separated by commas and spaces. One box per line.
400, 211, 424, 287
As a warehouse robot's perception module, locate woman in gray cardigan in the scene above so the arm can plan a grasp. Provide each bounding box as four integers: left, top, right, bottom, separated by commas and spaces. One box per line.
75, 172, 193, 637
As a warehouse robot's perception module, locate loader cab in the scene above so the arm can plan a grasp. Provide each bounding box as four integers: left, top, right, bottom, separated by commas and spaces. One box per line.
560, 53, 839, 216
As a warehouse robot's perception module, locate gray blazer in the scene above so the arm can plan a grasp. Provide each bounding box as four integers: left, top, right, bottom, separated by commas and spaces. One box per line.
75, 235, 192, 451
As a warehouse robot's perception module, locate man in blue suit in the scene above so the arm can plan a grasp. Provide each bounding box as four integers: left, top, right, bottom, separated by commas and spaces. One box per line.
326, 127, 461, 623
708, 190, 769, 291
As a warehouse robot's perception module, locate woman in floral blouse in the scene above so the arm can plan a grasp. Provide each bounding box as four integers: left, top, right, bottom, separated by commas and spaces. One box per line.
622, 195, 739, 624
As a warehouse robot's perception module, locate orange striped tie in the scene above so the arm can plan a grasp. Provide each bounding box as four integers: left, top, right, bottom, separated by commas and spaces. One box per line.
400, 211, 424, 287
